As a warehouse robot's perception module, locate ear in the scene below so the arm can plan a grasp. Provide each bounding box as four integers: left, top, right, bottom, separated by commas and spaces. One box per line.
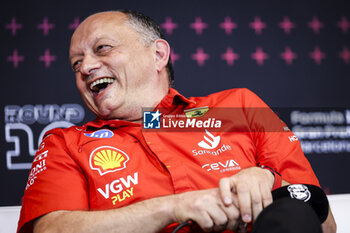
154, 39, 170, 72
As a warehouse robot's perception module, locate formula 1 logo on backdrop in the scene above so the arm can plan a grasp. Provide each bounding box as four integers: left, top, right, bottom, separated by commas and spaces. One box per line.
4, 104, 85, 170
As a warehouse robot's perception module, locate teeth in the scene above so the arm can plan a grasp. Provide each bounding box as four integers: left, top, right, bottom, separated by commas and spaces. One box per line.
90, 78, 115, 90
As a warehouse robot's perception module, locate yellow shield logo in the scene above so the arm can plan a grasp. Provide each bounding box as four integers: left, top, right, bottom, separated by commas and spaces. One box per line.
89, 146, 130, 176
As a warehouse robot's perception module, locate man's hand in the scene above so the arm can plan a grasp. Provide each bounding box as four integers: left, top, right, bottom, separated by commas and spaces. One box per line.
34, 188, 242, 233
172, 189, 241, 232
218, 167, 275, 223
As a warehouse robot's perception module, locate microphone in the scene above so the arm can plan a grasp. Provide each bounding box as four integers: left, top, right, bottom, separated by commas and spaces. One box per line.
272, 184, 329, 223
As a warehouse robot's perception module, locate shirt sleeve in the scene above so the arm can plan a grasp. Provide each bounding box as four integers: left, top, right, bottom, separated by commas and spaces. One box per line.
17, 129, 89, 233
240, 88, 320, 186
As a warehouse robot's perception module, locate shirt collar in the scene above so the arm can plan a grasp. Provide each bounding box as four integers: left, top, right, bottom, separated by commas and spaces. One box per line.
156, 88, 195, 108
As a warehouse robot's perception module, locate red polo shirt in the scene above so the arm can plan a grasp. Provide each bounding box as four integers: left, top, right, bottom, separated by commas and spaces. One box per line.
17, 88, 319, 233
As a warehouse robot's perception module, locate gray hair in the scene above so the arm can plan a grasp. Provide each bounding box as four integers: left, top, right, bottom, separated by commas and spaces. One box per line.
120, 9, 174, 85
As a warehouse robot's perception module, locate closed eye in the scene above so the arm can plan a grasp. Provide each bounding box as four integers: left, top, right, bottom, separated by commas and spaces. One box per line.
96, 44, 112, 54
72, 60, 81, 72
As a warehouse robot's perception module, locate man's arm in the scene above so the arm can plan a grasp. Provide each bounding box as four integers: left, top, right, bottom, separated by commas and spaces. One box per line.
322, 208, 337, 233
34, 195, 173, 233
33, 189, 240, 233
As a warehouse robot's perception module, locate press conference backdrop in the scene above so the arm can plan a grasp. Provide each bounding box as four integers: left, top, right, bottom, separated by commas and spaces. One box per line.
1, 0, 350, 206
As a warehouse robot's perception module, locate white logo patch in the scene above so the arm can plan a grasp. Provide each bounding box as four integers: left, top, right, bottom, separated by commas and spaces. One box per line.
287, 184, 311, 202
202, 159, 241, 172
198, 129, 220, 149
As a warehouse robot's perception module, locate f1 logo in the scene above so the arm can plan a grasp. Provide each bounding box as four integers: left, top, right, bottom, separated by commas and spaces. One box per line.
143, 110, 161, 129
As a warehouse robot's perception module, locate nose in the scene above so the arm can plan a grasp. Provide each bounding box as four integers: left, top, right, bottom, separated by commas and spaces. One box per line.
80, 54, 102, 76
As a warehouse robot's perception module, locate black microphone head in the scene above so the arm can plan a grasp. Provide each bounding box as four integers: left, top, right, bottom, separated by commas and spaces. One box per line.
272, 184, 329, 223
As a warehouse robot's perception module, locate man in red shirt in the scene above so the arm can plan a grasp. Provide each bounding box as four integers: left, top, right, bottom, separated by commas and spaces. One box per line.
17, 10, 336, 233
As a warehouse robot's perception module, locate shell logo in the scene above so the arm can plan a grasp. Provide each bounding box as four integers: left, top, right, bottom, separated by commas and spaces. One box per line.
89, 146, 130, 176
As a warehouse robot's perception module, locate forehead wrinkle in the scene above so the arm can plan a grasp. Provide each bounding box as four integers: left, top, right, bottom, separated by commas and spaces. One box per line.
70, 14, 128, 51
70, 33, 123, 60
69, 12, 144, 64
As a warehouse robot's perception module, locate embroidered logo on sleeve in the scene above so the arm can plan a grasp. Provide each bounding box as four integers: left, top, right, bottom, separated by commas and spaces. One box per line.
25, 150, 48, 190
287, 184, 311, 202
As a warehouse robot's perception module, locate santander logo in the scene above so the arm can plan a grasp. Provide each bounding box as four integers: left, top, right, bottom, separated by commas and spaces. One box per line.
193, 130, 232, 156
198, 129, 220, 149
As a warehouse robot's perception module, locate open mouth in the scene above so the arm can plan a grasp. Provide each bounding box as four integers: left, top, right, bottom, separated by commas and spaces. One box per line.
89, 78, 115, 95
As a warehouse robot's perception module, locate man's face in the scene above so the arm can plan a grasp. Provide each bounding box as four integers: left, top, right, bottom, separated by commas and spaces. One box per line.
69, 12, 159, 121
